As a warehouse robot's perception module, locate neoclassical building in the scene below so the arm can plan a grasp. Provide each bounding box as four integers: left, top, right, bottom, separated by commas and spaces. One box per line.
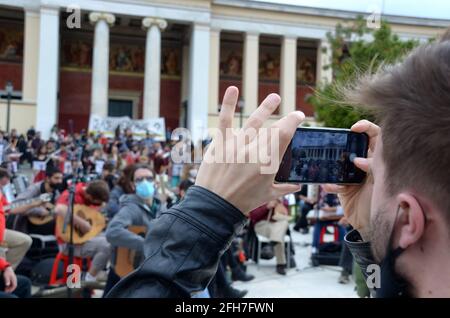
0, 0, 447, 141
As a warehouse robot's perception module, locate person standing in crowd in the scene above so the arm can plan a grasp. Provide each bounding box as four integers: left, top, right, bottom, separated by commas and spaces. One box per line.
104, 164, 160, 295
293, 184, 317, 234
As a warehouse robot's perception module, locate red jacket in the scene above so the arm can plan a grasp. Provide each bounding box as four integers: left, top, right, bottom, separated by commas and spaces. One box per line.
0, 192, 11, 271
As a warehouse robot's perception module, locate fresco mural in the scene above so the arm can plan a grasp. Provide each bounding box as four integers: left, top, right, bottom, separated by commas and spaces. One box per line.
259, 44, 280, 81
0, 24, 23, 63
220, 41, 243, 79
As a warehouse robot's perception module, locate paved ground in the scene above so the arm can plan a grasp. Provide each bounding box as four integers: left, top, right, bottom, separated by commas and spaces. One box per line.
233, 225, 358, 298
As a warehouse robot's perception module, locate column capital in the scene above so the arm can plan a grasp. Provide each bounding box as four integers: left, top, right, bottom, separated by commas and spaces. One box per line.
89, 12, 115, 26
142, 17, 168, 31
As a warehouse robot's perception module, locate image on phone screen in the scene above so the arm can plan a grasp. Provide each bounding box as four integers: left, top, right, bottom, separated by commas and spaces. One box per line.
275, 128, 369, 184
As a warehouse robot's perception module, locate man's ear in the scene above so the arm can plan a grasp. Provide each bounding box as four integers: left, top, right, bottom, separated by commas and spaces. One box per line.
396, 193, 425, 249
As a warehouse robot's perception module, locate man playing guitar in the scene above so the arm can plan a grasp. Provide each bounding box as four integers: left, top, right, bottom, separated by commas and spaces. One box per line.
54, 180, 111, 282
11, 167, 63, 235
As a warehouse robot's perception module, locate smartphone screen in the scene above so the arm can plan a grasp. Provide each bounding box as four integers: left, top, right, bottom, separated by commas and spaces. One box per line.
275, 128, 369, 184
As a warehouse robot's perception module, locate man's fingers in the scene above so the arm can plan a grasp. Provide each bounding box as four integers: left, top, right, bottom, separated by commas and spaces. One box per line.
271, 111, 305, 158
354, 157, 371, 173
272, 183, 301, 197
322, 184, 347, 194
218, 86, 239, 134
243, 94, 281, 131
351, 120, 380, 137
351, 120, 380, 151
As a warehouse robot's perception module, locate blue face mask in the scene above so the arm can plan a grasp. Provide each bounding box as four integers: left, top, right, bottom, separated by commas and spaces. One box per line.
135, 180, 155, 199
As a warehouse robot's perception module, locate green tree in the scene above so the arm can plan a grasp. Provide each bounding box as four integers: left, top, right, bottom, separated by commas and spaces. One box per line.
309, 17, 419, 128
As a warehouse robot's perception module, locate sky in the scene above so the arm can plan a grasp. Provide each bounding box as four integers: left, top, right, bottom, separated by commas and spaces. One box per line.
254, 0, 450, 21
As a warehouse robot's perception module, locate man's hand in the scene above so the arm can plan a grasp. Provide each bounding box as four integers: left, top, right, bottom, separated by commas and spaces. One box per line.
196, 86, 304, 215
3, 266, 17, 293
323, 120, 379, 239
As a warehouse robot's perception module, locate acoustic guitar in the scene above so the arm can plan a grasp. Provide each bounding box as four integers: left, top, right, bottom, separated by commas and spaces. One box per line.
55, 204, 106, 245
4, 193, 52, 213
28, 202, 55, 226
115, 225, 147, 277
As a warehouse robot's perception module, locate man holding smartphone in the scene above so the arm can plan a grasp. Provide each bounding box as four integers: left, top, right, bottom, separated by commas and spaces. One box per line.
108, 29, 450, 298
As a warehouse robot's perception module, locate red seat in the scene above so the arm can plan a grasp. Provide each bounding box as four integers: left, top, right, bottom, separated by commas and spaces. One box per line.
319, 224, 340, 245
49, 252, 92, 286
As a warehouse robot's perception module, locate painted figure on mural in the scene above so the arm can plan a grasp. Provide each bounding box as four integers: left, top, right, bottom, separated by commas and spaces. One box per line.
0, 28, 23, 61
297, 56, 316, 84
112, 46, 134, 72
219, 50, 242, 78
163, 48, 179, 76
259, 52, 280, 80
133, 47, 145, 72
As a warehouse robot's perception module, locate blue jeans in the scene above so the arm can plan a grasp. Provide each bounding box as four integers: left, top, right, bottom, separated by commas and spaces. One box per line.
0, 275, 32, 298
312, 221, 346, 249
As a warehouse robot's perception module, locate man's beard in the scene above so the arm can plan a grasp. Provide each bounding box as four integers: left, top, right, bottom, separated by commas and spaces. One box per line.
368, 203, 394, 263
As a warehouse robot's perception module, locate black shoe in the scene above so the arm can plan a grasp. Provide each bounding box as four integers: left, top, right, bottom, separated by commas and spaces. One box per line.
231, 269, 255, 282
293, 226, 300, 232
223, 286, 248, 298
276, 264, 287, 275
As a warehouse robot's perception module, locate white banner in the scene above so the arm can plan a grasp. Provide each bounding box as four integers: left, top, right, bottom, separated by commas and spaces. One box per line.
88, 114, 166, 141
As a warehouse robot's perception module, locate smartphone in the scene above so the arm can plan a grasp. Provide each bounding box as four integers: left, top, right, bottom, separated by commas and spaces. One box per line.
275, 127, 369, 184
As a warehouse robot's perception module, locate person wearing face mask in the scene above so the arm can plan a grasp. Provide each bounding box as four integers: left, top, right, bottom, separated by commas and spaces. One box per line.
104, 164, 160, 295
108, 31, 450, 298
322, 31, 450, 298
9, 167, 63, 236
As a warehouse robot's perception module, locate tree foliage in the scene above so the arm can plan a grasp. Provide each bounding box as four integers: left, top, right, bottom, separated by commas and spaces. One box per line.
309, 17, 419, 128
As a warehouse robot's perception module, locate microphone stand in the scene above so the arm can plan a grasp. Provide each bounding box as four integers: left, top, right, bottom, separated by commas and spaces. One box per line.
62, 146, 83, 298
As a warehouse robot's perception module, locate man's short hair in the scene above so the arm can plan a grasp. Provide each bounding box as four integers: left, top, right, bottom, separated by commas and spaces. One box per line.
46, 166, 62, 178
345, 28, 450, 216
0, 167, 11, 180
85, 180, 110, 203
102, 162, 115, 173
130, 164, 153, 182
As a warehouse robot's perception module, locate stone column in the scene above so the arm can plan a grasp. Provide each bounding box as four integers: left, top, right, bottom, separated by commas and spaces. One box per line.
89, 12, 115, 117
22, 9, 40, 102
280, 35, 297, 115
188, 23, 210, 144
243, 32, 259, 115
36, 6, 59, 139
142, 17, 167, 119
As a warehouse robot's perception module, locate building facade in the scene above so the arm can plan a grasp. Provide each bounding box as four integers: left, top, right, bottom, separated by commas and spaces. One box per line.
0, 0, 447, 141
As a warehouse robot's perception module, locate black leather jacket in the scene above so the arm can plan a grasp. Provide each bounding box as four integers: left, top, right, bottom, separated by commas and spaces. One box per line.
106, 185, 247, 298
344, 229, 377, 297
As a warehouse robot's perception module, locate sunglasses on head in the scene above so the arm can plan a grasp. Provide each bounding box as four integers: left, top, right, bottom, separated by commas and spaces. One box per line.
135, 176, 153, 183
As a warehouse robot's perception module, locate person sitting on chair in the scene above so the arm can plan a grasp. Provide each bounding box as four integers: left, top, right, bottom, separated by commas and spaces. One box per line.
11, 167, 63, 235
54, 180, 111, 282
249, 197, 290, 275
309, 189, 346, 254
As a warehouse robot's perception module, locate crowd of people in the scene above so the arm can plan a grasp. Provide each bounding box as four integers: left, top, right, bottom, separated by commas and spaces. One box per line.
0, 124, 358, 298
